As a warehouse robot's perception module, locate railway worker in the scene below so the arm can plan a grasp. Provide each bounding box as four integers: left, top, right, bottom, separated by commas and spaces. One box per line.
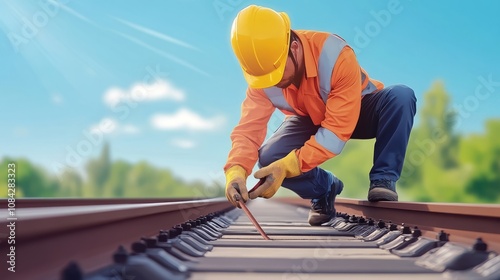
223, 5, 416, 226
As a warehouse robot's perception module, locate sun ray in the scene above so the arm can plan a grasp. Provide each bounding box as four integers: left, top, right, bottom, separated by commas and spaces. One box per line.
112, 30, 210, 77
47, 0, 100, 28
112, 17, 200, 52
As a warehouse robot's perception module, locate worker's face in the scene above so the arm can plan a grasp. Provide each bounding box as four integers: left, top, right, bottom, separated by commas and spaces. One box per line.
275, 55, 296, 88
275, 41, 300, 89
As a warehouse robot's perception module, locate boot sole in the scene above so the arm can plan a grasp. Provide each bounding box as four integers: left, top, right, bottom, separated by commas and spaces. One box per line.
368, 187, 398, 202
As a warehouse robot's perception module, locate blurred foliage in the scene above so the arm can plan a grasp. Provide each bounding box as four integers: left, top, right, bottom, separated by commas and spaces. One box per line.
321, 81, 500, 203
1, 80, 498, 203
0, 143, 224, 198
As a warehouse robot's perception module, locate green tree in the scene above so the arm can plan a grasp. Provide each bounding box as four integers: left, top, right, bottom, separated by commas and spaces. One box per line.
399, 81, 459, 187
459, 120, 500, 202
0, 153, 224, 199
58, 169, 84, 197
85, 142, 111, 196
400, 81, 460, 190
102, 160, 132, 197
0, 158, 59, 197
124, 161, 158, 197
419, 80, 459, 168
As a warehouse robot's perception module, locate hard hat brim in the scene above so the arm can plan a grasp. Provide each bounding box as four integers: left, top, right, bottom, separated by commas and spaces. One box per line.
241, 56, 287, 89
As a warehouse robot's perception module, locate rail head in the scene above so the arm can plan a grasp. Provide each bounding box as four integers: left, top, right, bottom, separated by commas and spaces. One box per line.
0, 198, 229, 241
276, 197, 500, 252
0, 197, 196, 208
335, 198, 500, 218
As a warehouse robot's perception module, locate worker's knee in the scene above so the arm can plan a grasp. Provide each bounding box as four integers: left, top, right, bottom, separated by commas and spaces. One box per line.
258, 143, 287, 168
258, 145, 273, 168
388, 84, 416, 107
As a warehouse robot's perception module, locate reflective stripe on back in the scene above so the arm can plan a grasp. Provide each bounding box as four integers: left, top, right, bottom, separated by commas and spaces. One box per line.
315, 127, 346, 155
318, 35, 377, 102
318, 35, 346, 103
262, 87, 297, 114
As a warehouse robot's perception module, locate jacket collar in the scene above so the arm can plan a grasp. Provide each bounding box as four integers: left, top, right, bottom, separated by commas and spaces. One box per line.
296, 31, 317, 78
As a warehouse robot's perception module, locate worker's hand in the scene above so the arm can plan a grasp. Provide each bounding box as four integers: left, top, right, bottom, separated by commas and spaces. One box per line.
250, 150, 301, 199
224, 165, 249, 208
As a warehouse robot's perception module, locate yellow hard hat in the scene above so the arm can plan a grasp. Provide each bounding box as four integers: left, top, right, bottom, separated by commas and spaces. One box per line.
231, 5, 291, 88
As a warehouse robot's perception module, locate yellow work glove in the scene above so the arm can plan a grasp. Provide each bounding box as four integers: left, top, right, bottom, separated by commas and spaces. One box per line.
224, 165, 249, 208
249, 150, 301, 199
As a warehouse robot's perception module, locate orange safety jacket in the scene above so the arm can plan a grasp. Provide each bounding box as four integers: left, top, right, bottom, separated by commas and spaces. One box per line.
224, 30, 384, 176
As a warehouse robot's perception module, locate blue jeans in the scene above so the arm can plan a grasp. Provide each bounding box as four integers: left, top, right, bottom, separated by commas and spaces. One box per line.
258, 85, 417, 199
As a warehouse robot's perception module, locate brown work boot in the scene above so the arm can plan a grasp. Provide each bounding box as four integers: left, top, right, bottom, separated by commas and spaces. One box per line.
368, 179, 398, 202
308, 177, 344, 226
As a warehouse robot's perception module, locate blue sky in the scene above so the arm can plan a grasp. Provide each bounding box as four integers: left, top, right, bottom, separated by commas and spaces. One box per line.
1, 0, 499, 185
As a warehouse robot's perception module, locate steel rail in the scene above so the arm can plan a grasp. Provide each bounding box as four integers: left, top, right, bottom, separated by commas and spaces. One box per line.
1, 197, 499, 279
0, 197, 194, 208
277, 197, 500, 252
0, 198, 230, 280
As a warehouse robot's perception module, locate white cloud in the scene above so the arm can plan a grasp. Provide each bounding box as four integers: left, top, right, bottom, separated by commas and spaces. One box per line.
103, 79, 185, 107
151, 108, 225, 131
52, 93, 63, 105
171, 139, 196, 149
90, 118, 117, 134
121, 124, 140, 134
89, 118, 140, 135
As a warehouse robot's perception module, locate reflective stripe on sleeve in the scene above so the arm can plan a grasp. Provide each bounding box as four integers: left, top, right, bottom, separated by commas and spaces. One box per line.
315, 127, 346, 155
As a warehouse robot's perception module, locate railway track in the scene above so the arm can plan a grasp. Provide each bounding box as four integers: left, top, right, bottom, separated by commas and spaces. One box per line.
0, 197, 499, 279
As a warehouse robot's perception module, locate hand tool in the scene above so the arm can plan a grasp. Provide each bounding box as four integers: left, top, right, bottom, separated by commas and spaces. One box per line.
249, 178, 265, 193
235, 179, 271, 240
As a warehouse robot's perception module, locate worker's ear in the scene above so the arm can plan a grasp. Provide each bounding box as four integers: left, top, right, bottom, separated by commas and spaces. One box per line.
290, 40, 299, 55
